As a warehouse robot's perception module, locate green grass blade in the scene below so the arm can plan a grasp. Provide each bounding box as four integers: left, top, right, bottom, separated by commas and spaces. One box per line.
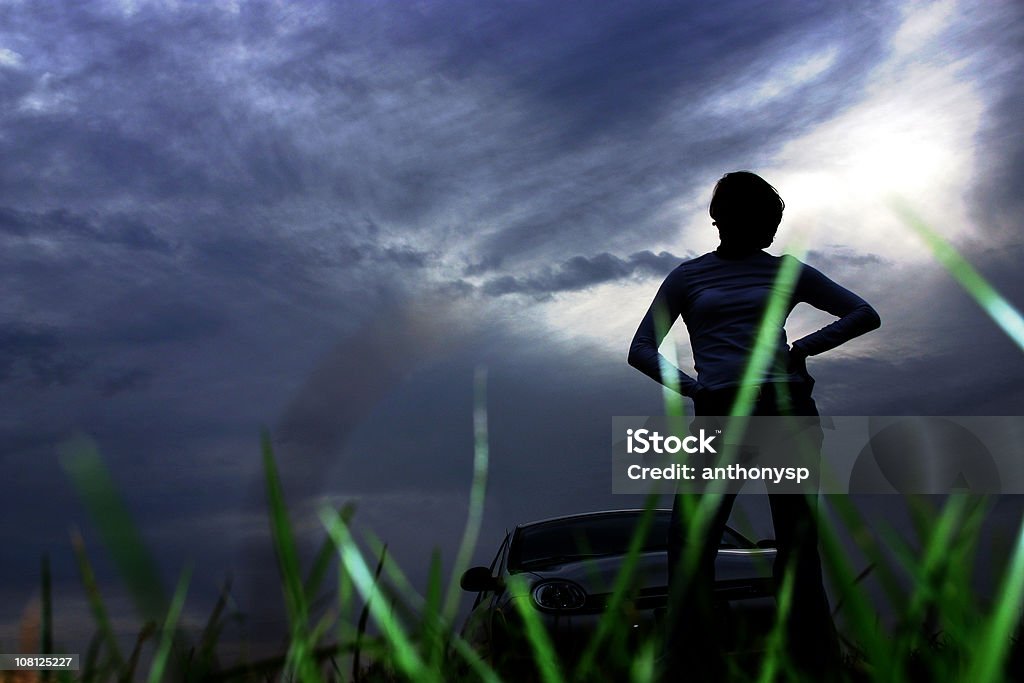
630, 639, 657, 683
308, 610, 338, 661
361, 530, 427, 615
69, 528, 125, 669
505, 574, 565, 683
337, 544, 356, 648
146, 565, 191, 683
60, 435, 168, 622
124, 621, 156, 683
965, 510, 1024, 683
329, 507, 358, 651
81, 631, 103, 681
652, 306, 685, 417
262, 433, 308, 625
757, 556, 797, 683
887, 495, 969, 676
305, 503, 356, 606
357, 528, 502, 682
320, 507, 438, 683
816, 502, 889, 669
353, 543, 387, 681
827, 496, 910, 618
192, 577, 232, 679
423, 548, 445, 670
447, 633, 503, 683
730, 246, 805, 418
892, 200, 1024, 350
261, 432, 324, 683
442, 367, 491, 627
933, 496, 991, 647
575, 493, 659, 679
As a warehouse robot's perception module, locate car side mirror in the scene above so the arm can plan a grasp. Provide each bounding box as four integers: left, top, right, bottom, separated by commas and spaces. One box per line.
756, 539, 777, 549
460, 566, 500, 592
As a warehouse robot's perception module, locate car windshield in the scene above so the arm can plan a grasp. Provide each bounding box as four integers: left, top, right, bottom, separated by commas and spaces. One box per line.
507, 511, 752, 571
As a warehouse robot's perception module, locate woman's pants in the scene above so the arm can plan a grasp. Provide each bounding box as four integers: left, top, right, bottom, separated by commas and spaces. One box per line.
663, 382, 841, 680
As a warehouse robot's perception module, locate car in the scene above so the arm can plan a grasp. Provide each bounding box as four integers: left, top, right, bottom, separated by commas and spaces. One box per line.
459, 508, 777, 672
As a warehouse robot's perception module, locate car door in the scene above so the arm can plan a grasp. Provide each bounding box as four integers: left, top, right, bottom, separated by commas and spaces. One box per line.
461, 532, 510, 655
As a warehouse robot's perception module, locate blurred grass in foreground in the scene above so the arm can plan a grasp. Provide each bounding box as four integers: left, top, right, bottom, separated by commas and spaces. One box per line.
32, 412, 1024, 683
8, 206, 1024, 682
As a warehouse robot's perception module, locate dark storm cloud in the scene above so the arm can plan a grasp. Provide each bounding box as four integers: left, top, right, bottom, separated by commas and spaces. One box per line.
0, 0, 894, 276
467, 246, 885, 299
0, 206, 173, 253
0, 56, 33, 104
387, 1, 882, 138
360, 0, 899, 267
965, 4, 1024, 241
185, 227, 433, 304
334, 243, 433, 269
0, 324, 89, 387
0, 296, 215, 392
97, 366, 155, 398
804, 248, 887, 269
477, 249, 690, 298
0, 4, 313, 208
94, 298, 224, 346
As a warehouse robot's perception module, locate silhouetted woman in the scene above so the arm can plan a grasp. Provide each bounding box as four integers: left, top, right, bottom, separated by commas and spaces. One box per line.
628, 171, 880, 680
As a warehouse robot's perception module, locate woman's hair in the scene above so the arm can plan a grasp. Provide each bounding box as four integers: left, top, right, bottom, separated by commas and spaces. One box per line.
708, 171, 785, 249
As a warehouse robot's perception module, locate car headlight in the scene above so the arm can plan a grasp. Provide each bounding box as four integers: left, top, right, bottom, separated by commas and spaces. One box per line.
531, 580, 586, 611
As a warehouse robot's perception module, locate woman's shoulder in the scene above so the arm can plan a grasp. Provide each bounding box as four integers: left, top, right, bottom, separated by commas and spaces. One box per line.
767, 252, 815, 272
678, 251, 720, 269
671, 249, 801, 278
664, 251, 717, 281
778, 252, 807, 268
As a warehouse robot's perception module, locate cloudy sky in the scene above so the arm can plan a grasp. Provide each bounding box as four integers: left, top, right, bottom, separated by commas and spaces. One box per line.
2, 0, 1023, 654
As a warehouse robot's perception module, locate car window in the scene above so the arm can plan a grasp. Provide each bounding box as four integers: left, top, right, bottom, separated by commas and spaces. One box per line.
508, 513, 670, 571
508, 512, 754, 571
490, 534, 509, 577
720, 528, 748, 549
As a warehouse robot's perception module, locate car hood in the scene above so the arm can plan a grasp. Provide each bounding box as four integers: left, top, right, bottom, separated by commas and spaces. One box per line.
513, 552, 665, 595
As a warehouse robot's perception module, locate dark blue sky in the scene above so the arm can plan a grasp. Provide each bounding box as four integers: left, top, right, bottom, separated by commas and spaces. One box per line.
1, 0, 1022, 654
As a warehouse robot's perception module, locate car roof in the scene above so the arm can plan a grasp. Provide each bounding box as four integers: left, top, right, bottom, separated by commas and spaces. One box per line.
514, 508, 672, 530
511, 508, 756, 547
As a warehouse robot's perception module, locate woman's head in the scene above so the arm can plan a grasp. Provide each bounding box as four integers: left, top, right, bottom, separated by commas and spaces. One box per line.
709, 171, 785, 249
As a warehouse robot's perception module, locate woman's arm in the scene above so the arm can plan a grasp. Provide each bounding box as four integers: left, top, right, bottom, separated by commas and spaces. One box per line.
627, 267, 701, 396
789, 259, 881, 357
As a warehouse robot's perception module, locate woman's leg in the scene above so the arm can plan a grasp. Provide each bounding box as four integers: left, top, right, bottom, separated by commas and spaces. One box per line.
664, 490, 737, 680
768, 382, 841, 677
768, 492, 841, 677
662, 390, 747, 679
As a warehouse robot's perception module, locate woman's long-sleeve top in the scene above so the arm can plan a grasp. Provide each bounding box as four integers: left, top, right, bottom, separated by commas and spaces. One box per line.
627, 250, 881, 396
